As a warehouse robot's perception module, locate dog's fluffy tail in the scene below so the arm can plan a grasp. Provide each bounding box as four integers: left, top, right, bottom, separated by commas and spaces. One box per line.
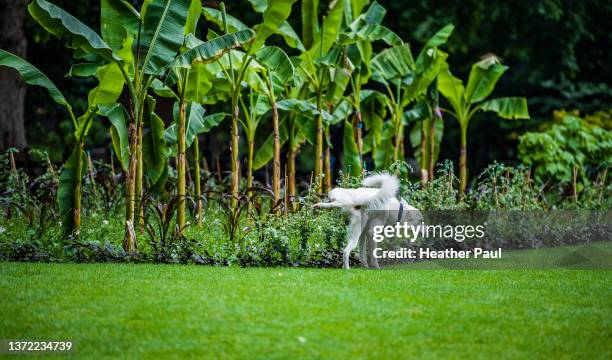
362, 173, 399, 201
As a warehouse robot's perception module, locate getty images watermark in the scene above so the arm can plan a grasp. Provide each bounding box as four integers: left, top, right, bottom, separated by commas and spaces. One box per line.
362, 210, 611, 269
371, 221, 501, 260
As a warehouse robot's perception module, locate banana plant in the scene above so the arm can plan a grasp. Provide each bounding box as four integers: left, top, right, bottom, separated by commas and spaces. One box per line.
238, 90, 271, 191
205, 0, 296, 206
24, 0, 198, 250
294, 0, 346, 190
251, 46, 295, 202
166, 24, 256, 232
438, 54, 530, 193
1, 0, 135, 237
409, 82, 444, 184
370, 24, 454, 170
252, 95, 331, 196
163, 102, 225, 226
0, 50, 85, 237
335, 1, 403, 176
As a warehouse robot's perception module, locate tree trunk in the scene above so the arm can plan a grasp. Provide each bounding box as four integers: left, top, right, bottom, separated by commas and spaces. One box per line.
0, 0, 28, 151
135, 122, 144, 229
177, 101, 187, 234
230, 104, 240, 206
73, 142, 84, 235
314, 95, 323, 191
272, 101, 281, 203
393, 110, 403, 163
352, 110, 363, 175
123, 121, 138, 252
420, 119, 428, 186
324, 146, 332, 193
459, 127, 467, 193
246, 139, 254, 190
287, 144, 299, 197
428, 118, 436, 181
194, 136, 202, 225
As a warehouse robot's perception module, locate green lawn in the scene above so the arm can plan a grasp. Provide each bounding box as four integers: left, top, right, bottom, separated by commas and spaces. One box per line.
0, 263, 610, 359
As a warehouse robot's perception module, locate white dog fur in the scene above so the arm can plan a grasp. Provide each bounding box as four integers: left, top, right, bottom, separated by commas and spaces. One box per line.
314, 173, 422, 269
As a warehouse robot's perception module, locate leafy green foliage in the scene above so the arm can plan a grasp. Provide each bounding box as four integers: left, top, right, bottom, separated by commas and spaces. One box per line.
57, 148, 85, 235
172, 30, 256, 68
139, 0, 191, 75
99, 103, 130, 172
0, 50, 71, 110
519, 110, 612, 185
28, 0, 117, 61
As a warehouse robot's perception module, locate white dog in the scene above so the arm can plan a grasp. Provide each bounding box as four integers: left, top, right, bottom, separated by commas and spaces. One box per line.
314, 173, 422, 269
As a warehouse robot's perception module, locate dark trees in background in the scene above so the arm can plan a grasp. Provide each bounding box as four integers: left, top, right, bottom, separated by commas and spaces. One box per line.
0, 0, 28, 151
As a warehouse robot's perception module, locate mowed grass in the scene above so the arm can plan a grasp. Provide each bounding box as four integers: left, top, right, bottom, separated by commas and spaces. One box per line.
0, 263, 610, 359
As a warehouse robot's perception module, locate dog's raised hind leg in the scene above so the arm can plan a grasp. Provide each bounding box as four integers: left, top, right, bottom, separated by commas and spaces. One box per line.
366, 218, 383, 269
343, 211, 362, 270
358, 212, 369, 268
359, 231, 368, 268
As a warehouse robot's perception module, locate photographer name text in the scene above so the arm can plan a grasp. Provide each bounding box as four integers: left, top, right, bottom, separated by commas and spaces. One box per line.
373, 247, 502, 260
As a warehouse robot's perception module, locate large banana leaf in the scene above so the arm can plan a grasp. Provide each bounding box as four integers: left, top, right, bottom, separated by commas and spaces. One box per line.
74, 63, 125, 140
301, 0, 319, 49
326, 67, 352, 105
0, 50, 70, 110
371, 44, 415, 81
253, 121, 289, 170
343, 120, 361, 176
140, 0, 190, 75
244, 0, 303, 50
277, 99, 333, 122
185, 64, 214, 102
99, 103, 130, 172
248, 0, 268, 12
253, 46, 295, 84
142, 96, 169, 184
165, 102, 226, 148
86, 63, 125, 108
404, 49, 448, 103
28, 0, 117, 61
186, 112, 226, 146
203, 7, 248, 32
465, 56, 508, 103
328, 99, 353, 126
184, 0, 202, 35
308, 0, 344, 56
277, 22, 305, 51
373, 121, 395, 170
479, 97, 530, 119
172, 30, 255, 68
249, 0, 297, 54
66, 63, 100, 78
361, 89, 387, 153
340, 24, 402, 46
151, 78, 178, 99
423, 23, 455, 49
357, 1, 385, 27
57, 147, 86, 235
437, 68, 465, 116
415, 24, 454, 69
101, 0, 139, 51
